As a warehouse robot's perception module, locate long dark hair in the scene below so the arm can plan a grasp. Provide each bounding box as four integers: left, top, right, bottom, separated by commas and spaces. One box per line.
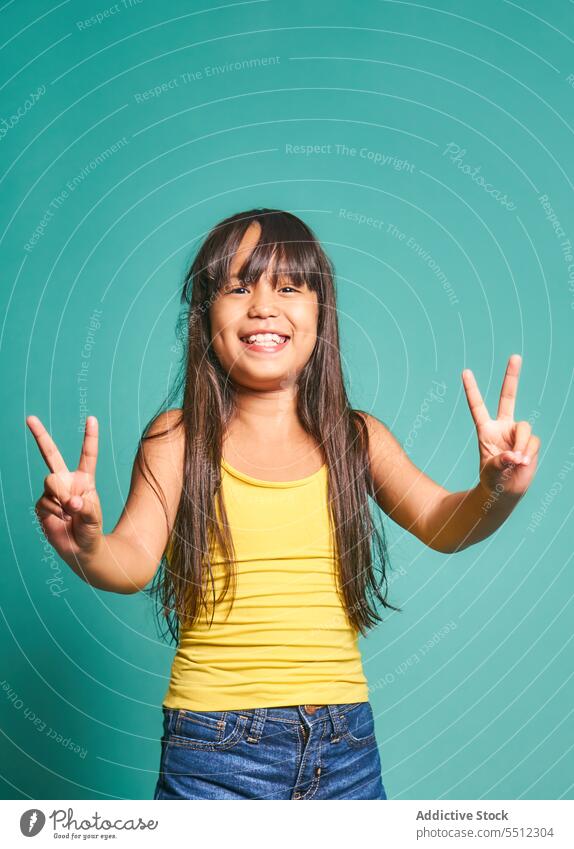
141, 208, 400, 644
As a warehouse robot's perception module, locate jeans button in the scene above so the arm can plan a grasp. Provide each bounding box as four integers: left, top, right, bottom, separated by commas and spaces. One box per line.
304, 704, 322, 714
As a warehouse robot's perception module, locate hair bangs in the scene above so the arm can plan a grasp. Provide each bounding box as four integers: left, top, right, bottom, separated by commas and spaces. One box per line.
228, 211, 326, 293
190, 209, 327, 305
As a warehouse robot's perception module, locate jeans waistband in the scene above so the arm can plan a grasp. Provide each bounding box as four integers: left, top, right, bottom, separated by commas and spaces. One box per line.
163, 701, 369, 744
237, 702, 366, 743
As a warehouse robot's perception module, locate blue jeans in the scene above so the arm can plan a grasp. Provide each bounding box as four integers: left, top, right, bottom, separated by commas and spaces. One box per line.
153, 701, 387, 800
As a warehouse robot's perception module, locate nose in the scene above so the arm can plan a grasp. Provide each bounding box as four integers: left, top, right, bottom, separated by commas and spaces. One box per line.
247, 295, 279, 319
247, 303, 278, 318
246, 277, 280, 319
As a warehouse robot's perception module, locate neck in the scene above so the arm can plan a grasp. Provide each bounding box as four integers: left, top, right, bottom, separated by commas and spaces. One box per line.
230, 384, 302, 438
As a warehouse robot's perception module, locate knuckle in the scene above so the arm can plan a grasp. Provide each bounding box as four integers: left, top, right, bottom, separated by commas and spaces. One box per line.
44, 473, 58, 492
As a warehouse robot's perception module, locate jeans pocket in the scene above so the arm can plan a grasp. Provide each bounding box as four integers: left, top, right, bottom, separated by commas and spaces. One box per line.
168, 708, 248, 750
340, 701, 377, 749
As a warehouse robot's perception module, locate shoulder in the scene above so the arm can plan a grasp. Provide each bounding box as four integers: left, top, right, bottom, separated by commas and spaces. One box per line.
139, 408, 185, 485
353, 409, 386, 433
146, 407, 184, 440
352, 409, 402, 458
149, 407, 183, 431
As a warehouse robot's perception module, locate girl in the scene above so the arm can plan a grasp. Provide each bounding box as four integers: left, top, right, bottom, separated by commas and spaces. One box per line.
27, 208, 540, 800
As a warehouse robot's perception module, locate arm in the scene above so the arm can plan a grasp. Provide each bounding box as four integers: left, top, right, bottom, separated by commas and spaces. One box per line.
83, 408, 184, 593
357, 412, 525, 554
404, 480, 523, 554
355, 409, 457, 552
356, 355, 540, 554
28, 409, 184, 595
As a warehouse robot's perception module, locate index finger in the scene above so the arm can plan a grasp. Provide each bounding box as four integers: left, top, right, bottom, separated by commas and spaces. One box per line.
462, 368, 491, 427
26, 415, 69, 474
77, 415, 98, 476
496, 353, 522, 420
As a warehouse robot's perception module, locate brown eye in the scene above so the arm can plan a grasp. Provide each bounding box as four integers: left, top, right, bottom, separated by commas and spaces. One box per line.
224, 281, 248, 293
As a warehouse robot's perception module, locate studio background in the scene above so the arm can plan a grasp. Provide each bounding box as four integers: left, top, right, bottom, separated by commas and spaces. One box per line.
1, 0, 573, 800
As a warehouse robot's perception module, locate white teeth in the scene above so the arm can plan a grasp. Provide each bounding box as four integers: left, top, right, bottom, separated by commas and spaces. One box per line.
243, 333, 287, 345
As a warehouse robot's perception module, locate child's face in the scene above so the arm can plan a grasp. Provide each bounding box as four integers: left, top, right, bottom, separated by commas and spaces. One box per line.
209, 222, 319, 390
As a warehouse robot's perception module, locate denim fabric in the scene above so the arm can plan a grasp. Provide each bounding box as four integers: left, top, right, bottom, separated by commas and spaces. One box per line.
153, 701, 387, 800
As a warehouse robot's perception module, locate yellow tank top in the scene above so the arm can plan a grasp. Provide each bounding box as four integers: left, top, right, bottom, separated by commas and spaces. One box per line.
162, 457, 369, 711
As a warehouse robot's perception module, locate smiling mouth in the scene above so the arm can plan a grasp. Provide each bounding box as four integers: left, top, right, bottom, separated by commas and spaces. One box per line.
239, 333, 290, 352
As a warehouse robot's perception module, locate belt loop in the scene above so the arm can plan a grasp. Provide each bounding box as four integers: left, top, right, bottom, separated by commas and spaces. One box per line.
246, 708, 267, 744
327, 704, 345, 742
166, 707, 179, 736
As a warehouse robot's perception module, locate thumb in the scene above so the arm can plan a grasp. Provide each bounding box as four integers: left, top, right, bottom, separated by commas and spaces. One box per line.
481, 451, 519, 490
66, 490, 102, 553
484, 452, 518, 478
66, 489, 101, 527
492, 450, 521, 470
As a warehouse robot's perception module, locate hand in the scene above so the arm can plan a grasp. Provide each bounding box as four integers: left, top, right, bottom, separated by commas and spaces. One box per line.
462, 354, 540, 499
27, 415, 103, 561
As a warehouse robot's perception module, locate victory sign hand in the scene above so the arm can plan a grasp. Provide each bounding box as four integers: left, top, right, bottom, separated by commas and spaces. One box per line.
27, 415, 103, 561
462, 354, 540, 499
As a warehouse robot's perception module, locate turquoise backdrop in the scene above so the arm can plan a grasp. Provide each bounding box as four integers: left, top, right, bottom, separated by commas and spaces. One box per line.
1, 0, 573, 800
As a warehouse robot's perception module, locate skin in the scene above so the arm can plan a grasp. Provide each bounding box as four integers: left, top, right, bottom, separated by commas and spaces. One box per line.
26, 225, 541, 590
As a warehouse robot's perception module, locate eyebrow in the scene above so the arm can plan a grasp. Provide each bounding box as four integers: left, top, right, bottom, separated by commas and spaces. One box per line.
229, 274, 304, 286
